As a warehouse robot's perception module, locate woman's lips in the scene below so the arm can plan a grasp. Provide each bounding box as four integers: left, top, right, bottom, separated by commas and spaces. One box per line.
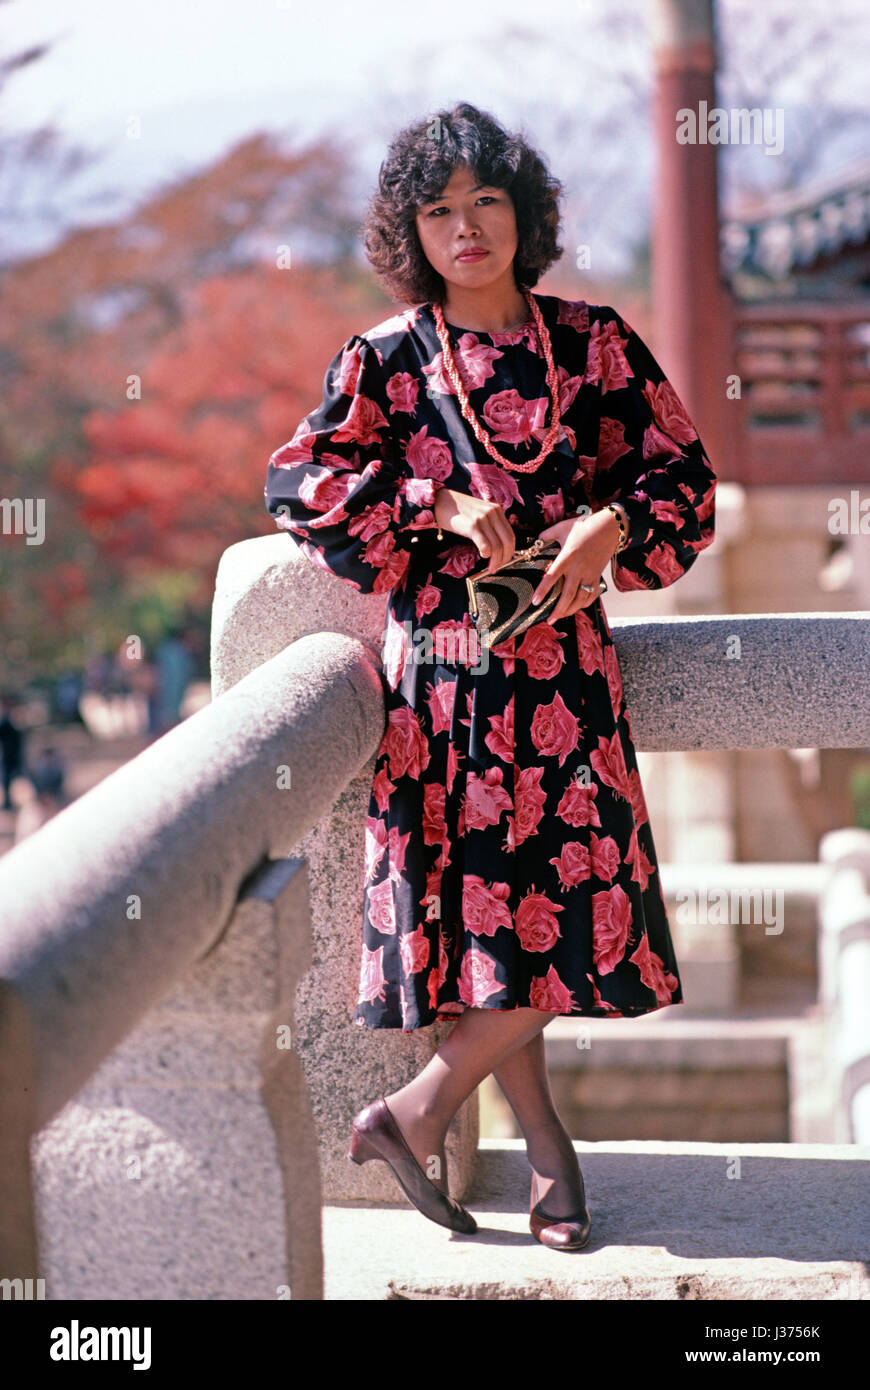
456, 249, 489, 261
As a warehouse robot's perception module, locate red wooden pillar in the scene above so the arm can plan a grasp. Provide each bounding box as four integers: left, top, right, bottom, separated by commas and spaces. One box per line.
651, 0, 731, 477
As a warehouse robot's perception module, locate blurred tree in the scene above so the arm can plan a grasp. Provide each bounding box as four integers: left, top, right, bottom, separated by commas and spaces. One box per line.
66, 262, 380, 593
0, 0, 108, 266
0, 129, 386, 686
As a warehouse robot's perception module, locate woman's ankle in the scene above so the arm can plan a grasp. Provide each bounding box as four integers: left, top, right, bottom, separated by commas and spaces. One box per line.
525, 1119, 579, 1175
385, 1088, 449, 1142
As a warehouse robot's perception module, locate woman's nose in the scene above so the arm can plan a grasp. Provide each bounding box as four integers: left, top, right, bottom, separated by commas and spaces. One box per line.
456, 209, 481, 235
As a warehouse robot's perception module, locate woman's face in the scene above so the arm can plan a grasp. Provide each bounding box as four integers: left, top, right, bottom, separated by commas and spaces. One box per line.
414, 163, 519, 297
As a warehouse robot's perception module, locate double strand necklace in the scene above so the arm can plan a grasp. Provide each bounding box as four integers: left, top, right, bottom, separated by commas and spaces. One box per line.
432, 288, 563, 474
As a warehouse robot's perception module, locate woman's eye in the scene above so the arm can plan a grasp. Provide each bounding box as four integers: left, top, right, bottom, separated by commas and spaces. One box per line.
424, 196, 497, 217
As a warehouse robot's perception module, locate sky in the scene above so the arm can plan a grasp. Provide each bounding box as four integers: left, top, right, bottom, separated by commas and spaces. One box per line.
2, 0, 597, 197
2, 0, 869, 269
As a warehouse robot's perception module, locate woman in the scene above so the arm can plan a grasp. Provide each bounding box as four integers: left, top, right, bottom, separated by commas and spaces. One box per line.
264, 102, 716, 1251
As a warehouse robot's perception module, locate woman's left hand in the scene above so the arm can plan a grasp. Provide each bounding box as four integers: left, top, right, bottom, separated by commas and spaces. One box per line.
532, 509, 622, 621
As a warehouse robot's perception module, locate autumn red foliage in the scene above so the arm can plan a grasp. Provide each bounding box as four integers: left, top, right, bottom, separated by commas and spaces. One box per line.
0, 134, 393, 680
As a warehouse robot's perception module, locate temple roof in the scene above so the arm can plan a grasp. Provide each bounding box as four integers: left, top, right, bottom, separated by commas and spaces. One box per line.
721, 155, 870, 284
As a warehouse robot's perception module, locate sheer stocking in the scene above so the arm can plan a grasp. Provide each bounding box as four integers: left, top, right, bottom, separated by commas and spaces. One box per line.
491, 1029, 586, 1217
383, 1005, 558, 1194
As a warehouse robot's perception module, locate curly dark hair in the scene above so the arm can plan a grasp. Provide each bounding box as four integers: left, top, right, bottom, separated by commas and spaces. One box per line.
362, 102, 564, 306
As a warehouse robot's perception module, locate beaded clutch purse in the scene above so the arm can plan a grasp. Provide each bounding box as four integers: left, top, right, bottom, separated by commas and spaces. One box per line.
466, 537, 607, 648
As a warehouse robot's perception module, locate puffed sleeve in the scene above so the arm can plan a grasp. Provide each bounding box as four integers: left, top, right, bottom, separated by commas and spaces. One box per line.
585, 305, 716, 592
264, 333, 441, 594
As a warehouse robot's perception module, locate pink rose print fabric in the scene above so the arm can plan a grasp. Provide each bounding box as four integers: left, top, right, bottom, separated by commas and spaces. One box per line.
264, 294, 716, 1029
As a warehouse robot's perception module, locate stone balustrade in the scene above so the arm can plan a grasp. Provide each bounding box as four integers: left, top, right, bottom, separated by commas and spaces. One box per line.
818, 828, 870, 1142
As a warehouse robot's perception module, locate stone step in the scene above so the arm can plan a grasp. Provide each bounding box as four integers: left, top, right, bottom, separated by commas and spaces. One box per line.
480, 1012, 836, 1145
322, 1138, 870, 1300
540, 1011, 815, 1064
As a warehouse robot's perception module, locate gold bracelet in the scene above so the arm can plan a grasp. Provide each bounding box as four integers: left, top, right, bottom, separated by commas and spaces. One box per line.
605, 502, 629, 552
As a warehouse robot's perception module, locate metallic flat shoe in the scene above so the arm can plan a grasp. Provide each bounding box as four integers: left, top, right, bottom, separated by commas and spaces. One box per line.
348, 1094, 478, 1235
529, 1169, 591, 1251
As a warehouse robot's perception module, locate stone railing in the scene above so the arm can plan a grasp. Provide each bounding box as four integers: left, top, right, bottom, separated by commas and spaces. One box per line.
1, 530, 868, 1298
818, 827, 870, 1143
0, 627, 390, 1299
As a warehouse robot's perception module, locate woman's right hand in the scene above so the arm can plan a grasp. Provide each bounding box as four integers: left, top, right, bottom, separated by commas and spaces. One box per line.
433, 487, 516, 574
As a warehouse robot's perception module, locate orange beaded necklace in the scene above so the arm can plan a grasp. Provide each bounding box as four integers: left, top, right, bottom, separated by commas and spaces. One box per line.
432, 288, 563, 474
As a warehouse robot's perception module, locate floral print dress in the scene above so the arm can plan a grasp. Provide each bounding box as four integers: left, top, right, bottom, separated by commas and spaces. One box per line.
264, 293, 716, 1030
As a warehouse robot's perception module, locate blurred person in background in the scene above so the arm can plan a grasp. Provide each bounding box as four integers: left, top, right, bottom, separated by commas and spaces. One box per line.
152, 626, 195, 734
13, 743, 68, 843
0, 694, 25, 812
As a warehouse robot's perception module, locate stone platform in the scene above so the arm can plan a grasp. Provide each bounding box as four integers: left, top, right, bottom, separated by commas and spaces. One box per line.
323, 1139, 870, 1300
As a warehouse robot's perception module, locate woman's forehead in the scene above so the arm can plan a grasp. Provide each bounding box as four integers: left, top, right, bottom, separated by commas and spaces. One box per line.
418, 168, 504, 205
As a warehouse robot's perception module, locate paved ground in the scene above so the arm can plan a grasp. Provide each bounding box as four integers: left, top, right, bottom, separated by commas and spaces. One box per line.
322, 1139, 870, 1300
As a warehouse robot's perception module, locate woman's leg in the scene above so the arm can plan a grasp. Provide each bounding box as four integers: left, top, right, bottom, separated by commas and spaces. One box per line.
491, 1030, 586, 1217
383, 1006, 557, 1194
